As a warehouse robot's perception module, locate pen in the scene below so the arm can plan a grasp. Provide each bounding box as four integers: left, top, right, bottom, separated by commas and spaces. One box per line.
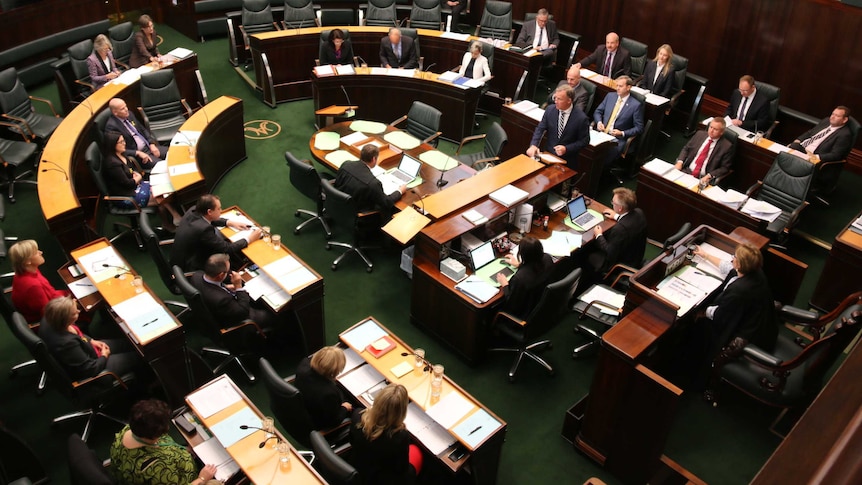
142, 318, 158, 327
468, 426, 482, 435
73, 283, 93, 287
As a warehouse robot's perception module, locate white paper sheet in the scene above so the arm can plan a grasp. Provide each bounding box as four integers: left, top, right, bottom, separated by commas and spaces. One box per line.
77, 246, 127, 283
67, 277, 98, 299
168, 163, 199, 176
341, 319, 388, 351
404, 403, 456, 455
425, 391, 475, 429
187, 376, 243, 418
192, 439, 240, 481
337, 364, 386, 396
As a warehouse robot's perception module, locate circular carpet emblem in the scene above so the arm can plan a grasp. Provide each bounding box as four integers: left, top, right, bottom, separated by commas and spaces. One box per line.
244, 120, 282, 139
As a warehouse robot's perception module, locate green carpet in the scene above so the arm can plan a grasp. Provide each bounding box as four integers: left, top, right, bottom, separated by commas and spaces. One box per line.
1, 21, 859, 485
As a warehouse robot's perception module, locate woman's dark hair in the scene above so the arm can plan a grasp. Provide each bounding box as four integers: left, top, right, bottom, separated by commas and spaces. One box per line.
129, 399, 171, 440
103, 130, 124, 157
518, 236, 543, 266
328, 28, 345, 46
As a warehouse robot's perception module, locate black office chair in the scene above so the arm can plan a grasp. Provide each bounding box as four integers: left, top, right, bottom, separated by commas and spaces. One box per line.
399, 28, 424, 69
711, 127, 738, 187
408, 0, 442, 30
67, 434, 114, 485
240, 0, 280, 56
658, 53, 689, 140
0, 126, 38, 203
440, 0, 471, 32
778, 291, 862, 345
620, 37, 648, 80
0, 67, 62, 143
809, 116, 859, 206
10, 312, 130, 442
285, 151, 332, 237
108, 22, 135, 69
91, 107, 112, 147
580, 78, 597, 114
310, 430, 359, 485
139, 212, 189, 315
754, 80, 781, 139
389, 101, 442, 147
138, 69, 192, 145
321, 182, 376, 273
85, 141, 155, 250
283, 0, 320, 29
489, 268, 581, 381
745, 152, 816, 248
474, 1, 514, 42
66, 40, 95, 101
0, 272, 47, 395
0, 423, 48, 485
172, 265, 265, 383
454, 121, 507, 170
362, 0, 397, 27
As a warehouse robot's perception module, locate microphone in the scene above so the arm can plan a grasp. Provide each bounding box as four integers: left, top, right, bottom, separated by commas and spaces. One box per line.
41, 168, 69, 180
356, 55, 368, 67
340, 85, 355, 117
80, 97, 95, 117
40, 160, 69, 180
239, 424, 281, 448
102, 263, 132, 279
400, 351, 431, 373
436, 164, 449, 188
411, 189, 426, 215
423, 63, 436, 73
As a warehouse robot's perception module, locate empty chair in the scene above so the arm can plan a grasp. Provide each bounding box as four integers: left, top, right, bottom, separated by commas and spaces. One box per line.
283, 0, 320, 29
361, 0, 397, 27
138, 212, 190, 317
454, 121, 507, 170
0, 128, 38, 202
321, 182, 374, 272
240, 0, 280, 44
285, 151, 332, 237
474, 1, 514, 42
571, 265, 632, 358
108, 22, 135, 68
489, 268, 581, 381
0, 67, 62, 143
408, 0, 442, 30
67, 433, 114, 485
745, 152, 816, 247
310, 430, 359, 485
0, 272, 46, 394
755, 80, 781, 138
137, 69, 192, 144
620, 37, 648, 79
389, 101, 442, 147
66, 39, 95, 100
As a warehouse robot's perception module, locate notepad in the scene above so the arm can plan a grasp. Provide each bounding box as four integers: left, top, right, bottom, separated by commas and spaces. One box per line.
390, 361, 413, 379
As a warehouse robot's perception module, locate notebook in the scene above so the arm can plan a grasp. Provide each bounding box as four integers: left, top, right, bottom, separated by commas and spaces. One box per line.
567, 195, 601, 231
377, 154, 422, 195
469, 240, 515, 287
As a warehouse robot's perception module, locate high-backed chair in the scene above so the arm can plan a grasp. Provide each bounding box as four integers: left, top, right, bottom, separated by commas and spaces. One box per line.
92, 107, 112, 147
408, 0, 442, 30
137, 69, 191, 144
240, 0, 280, 50
67, 434, 114, 485
488, 268, 581, 381
754, 80, 780, 138
0, 272, 46, 395
389, 101, 442, 147
712, 127, 739, 187
474, 1, 513, 42
319, 8, 357, 26
0, 128, 38, 203
66, 40, 95, 100
778, 291, 862, 344
620, 37, 648, 79
310, 430, 359, 485
259, 357, 317, 448
10, 313, 130, 442
361, 0, 397, 27
172, 265, 265, 383
399, 28, 424, 69
0, 67, 62, 143
321, 181, 375, 272
809, 116, 859, 206
108, 22, 135, 69
283, 0, 320, 29
139, 212, 189, 315
580, 78, 597, 114
659, 54, 689, 139
316, 29, 355, 67
440, 0, 471, 32
745, 152, 816, 247
454, 121, 507, 170
285, 151, 332, 237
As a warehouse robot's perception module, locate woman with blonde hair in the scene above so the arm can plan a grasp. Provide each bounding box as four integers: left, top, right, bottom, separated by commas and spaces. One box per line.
295, 345, 353, 429
638, 43, 676, 97
10, 240, 70, 323
87, 34, 121, 90
458, 41, 492, 84
350, 383, 423, 484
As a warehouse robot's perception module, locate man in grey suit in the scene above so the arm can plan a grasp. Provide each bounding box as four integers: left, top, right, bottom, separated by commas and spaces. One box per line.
379, 28, 419, 69
675, 117, 734, 186
545, 66, 589, 112
788, 106, 854, 162
594, 75, 644, 163
515, 8, 559, 60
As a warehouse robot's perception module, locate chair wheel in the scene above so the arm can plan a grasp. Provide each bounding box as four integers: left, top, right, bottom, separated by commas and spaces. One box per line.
294, 210, 301, 217
508, 375, 516, 383
331, 264, 338, 271
324, 233, 332, 240
325, 244, 331, 250
366, 266, 373, 273
294, 229, 300, 235
8, 195, 15, 203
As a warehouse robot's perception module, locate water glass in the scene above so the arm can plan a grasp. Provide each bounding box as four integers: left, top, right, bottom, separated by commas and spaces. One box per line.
276, 441, 291, 470
262, 416, 275, 448
414, 348, 426, 374
271, 234, 281, 251
261, 226, 271, 244
132, 275, 144, 294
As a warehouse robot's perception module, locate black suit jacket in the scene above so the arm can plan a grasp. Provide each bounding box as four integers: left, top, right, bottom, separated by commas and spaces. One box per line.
190, 271, 253, 329
638, 60, 675, 97
530, 105, 590, 169
349, 413, 414, 485
39, 323, 107, 381
105, 113, 160, 161
334, 160, 401, 213
170, 209, 248, 271
379, 35, 419, 69
724, 89, 772, 132
515, 19, 560, 50
676, 131, 734, 180
501, 254, 553, 319
294, 356, 349, 430
793, 119, 854, 162
103, 153, 139, 197
579, 45, 631, 78
320, 40, 355, 65
710, 269, 777, 352
549, 81, 589, 113
591, 208, 647, 273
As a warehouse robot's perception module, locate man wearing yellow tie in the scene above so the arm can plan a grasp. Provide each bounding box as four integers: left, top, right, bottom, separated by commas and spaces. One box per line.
594, 76, 644, 164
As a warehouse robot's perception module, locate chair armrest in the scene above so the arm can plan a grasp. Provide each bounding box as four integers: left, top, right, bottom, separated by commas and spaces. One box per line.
238, 25, 250, 49
784, 201, 809, 232
578, 300, 621, 321
221, 319, 266, 337
764, 120, 779, 140
74, 79, 95, 93
667, 88, 685, 112
136, 107, 151, 131
2, 114, 35, 137
73, 370, 129, 390
778, 305, 820, 324
29, 95, 60, 117
180, 99, 193, 118
492, 311, 526, 327
357, 210, 380, 219
741, 343, 783, 367
115, 59, 130, 70
103, 195, 143, 211
0, 121, 31, 141
470, 156, 500, 168
455, 133, 486, 155
745, 181, 763, 197
686, 72, 708, 85
389, 115, 408, 128
158, 238, 175, 246
422, 132, 442, 145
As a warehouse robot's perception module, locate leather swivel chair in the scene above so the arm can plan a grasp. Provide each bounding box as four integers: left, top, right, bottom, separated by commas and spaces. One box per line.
474, 1, 514, 42
108, 22, 135, 69
489, 268, 581, 381
137, 69, 192, 144
321, 181, 375, 272
310, 430, 359, 485
92, 107, 112, 147
658, 53, 689, 139
809, 116, 859, 206
754, 80, 780, 139
283, 0, 320, 29
0, 272, 46, 394
399, 28, 424, 69
580, 78, 597, 113
745, 152, 816, 247
620, 37, 648, 79
66, 40, 95, 99
0, 127, 38, 203
0, 67, 62, 143
710, 127, 738, 187
285, 151, 332, 237
240, 0, 280, 49
454, 121, 507, 170
389, 101, 442, 147
361, 0, 397, 27
138, 212, 190, 316
408, 0, 442, 30
67, 433, 114, 485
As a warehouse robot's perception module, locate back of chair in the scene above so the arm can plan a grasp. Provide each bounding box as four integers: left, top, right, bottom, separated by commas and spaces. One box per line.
478, 39, 494, 71
400, 28, 421, 60
483, 121, 508, 160
722, 125, 739, 160
0, 68, 32, 120
285, 0, 318, 28
365, 0, 397, 26
848, 117, 861, 144
760, 152, 816, 212
523, 11, 553, 22
620, 37, 648, 78
67, 40, 93, 87
108, 22, 135, 65
580, 78, 597, 113
139, 69, 183, 123
478, 1, 513, 41
85, 141, 110, 197
140, 212, 180, 295
405, 101, 441, 145
322, 180, 359, 239
68, 433, 114, 485
92, 108, 112, 147
754, 81, 780, 128
409, 0, 441, 30
259, 357, 316, 448
10, 312, 77, 401
172, 265, 222, 344
242, 0, 276, 32
663, 221, 691, 252
670, 54, 688, 96
286, 150, 325, 201
310, 430, 359, 485
794, 307, 861, 394
524, 268, 581, 340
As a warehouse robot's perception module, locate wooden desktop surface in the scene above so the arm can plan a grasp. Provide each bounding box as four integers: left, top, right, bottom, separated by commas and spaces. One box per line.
811, 211, 862, 311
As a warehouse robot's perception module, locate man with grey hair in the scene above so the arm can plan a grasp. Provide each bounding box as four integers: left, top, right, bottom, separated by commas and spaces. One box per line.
379, 28, 418, 69
526, 85, 590, 170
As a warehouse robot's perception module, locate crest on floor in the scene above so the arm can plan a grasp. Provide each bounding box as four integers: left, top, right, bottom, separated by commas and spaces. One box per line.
244, 120, 281, 139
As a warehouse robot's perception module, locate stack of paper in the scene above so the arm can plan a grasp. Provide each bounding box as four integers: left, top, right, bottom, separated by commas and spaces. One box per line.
489, 184, 529, 208
187, 376, 243, 418
342, 319, 387, 350
578, 285, 625, 316
540, 231, 582, 257
851, 215, 862, 235
741, 199, 782, 222
716, 188, 748, 208
193, 439, 239, 481
77, 246, 127, 283
340, 131, 367, 146
338, 364, 386, 396
656, 276, 709, 317
455, 276, 499, 303
166, 47, 194, 59
461, 209, 488, 226
510, 100, 538, 114
404, 403, 456, 454
263, 255, 317, 296
112, 292, 178, 341
335, 64, 355, 75
589, 129, 616, 146
642, 158, 674, 176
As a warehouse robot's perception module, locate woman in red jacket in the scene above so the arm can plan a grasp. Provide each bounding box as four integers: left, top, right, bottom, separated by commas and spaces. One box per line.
9, 240, 69, 323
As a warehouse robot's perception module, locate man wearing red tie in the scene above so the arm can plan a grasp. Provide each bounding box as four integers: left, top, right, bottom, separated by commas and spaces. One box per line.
674, 117, 734, 186
573, 32, 631, 78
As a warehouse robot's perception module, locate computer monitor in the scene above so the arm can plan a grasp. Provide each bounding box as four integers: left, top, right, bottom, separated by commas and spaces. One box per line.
469, 240, 496, 271
567, 195, 588, 223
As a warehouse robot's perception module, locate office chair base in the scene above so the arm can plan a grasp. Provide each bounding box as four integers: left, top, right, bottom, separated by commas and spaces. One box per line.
572, 325, 603, 358
297, 450, 315, 465
9, 360, 47, 394
107, 222, 146, 251
203, 347, 257, 383
489, 340, 555, 381
294, 209, 332, 238
326, 241, 373, 272
53, 408, 127, 442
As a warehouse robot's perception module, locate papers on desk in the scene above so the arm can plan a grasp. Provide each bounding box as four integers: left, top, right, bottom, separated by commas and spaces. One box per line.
384, 131, 421, 150
455, 276, 499, 303
168, 163, 198, 176
338, 347, 365, 378
539, 152, 566, 165
314, 131, 341, 150
149, 165, 175, 197
313, 65, 336, 77
657, 274, 709, 317
452, 409, 499, 449
541, 230, 582, 257
578, 285, 625, 316
166, 47, 194, 59
675, 265, 723, 294
338, 363, 386, 396
489, 184, 529, 207
741, 198, 782, 222
325, 150, 359, 168
187, 376, 243, 418
192, 439, 239, 482
580, 68, 600, 79
631, 86, 670, 106
67, 277, 97, 299
389, 68, 417, 78
461, 209, 488, 226
438, 71, 460, 83
340, 131, 367, 146
342, 319, 388, 350
335, 64, 355, 75
440, 31, 471, 41
511, 100, 538, 113
426, 391, 475, 429
170, 130, 201, 146
243, 272, 290, 310
349, 120, 387, 134
263, 255, 318, 295
112, 292, 177, 342
77, 245, 127, 283
589, 129, 616, 146
208, 407, 259, 448
405, 403, 456, 455
643, 158, 675, 176
692, 242, 731, 278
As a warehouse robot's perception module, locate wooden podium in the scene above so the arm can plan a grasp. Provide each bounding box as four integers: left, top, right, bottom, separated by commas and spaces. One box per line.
315, 104, 358, 128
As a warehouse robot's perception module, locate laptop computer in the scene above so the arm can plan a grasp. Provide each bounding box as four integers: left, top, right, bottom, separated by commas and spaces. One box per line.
567, 195, 602, 231
377, 154, 422, 195
470, 240, 516, 287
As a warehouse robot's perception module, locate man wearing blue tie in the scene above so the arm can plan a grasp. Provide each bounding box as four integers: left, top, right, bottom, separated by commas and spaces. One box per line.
594, 75, 644, 164
379, 28, 418, 69
526, 85, 590, 170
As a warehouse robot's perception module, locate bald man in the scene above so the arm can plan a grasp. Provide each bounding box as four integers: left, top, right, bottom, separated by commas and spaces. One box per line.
574, 32, 631, 78
104, 98, 166, 168
545, 66, 589, 112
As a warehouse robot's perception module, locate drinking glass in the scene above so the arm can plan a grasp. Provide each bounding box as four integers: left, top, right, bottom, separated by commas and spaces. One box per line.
261, 226, 271, 244
414, 348, 426, 374
276, 441, 291, 470
262, 416, 275, 448
132, 275, 144, 294
271, 234, 281, 250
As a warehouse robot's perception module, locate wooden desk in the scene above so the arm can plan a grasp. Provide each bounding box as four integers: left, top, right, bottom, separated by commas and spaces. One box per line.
339, 317, 506, 485
810, 212, 862, 311
219, 207, 327, 354
499, 103, 616, 197
185, 374, 326, 485
38, 56, 203, 254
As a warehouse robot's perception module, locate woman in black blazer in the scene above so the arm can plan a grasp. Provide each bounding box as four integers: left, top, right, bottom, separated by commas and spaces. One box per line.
130, 14, 160, 68
638, 44, 676, 98
320, 29, 354, 65
295, 346, 353, 429
496, 236, 554, 318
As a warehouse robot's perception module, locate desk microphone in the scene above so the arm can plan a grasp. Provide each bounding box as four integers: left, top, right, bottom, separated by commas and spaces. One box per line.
239, 424, 282, 448
40, 160, 69, 180
423, 63, 436, 73
436, 165, 449, 188
340, 85, 355, 117
400, 351, 431, 373
355, 56, 368, 67
102, 263, 132, 278
80, 97, 95, 118
411, 189, 426, 215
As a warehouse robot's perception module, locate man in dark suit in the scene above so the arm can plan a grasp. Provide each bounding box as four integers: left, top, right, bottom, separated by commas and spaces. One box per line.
335, 145, 404, 218
515, 8, 559, 60
105, 98, 165, 168
526, 85, 590, 171
190, 253, 274, 330
675, 117, 734, 186
574, 32, 631, 78
588, 187, 648, 275
171, 194, 262, 271
724, 74, 772, 132
545, 66, 589, 112
379, 28, 419, 69
788, 106, 854, 162
593, 76, 644, 163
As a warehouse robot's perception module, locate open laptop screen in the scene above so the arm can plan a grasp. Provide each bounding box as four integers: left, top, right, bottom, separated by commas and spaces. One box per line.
567, 195, 588, 223
399, 154, 422, 178
469, 240, 496, 271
